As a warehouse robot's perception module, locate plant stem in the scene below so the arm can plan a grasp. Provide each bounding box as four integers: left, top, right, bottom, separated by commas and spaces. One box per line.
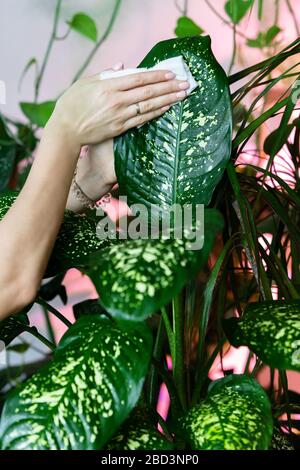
172, 295, 186, 409
36, 298, 72, 328
34, 0, 62, 101
41, 305, 56, 346
24, 326, 56, 352
228, 24, 237, 75
71, 0, 122, 83
286, 0, 300, 36
147, 316, 165, 407
161, 306, 175, 358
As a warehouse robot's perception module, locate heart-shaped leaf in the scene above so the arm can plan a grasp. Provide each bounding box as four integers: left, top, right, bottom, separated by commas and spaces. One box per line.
86, 209, 223, 321
225, 0, 254, 24
107, 408, 173, 450
175, 16, 204, 38
223, 300, 300, 372
0, 315, 152, 450
73, 299, 107, 320
67, 13, 98, 42
20, 101, 56, 128
178, 374, 273, 450
114, 36, 232, 213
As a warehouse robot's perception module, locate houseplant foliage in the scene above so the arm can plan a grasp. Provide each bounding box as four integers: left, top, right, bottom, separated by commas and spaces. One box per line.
0, 0, 300, 450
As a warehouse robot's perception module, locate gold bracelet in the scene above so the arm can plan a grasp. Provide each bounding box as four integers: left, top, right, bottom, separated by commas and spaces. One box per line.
72, 167, 98, 210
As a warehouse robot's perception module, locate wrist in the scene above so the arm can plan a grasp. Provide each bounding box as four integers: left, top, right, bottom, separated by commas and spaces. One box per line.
45, 112, 81, 158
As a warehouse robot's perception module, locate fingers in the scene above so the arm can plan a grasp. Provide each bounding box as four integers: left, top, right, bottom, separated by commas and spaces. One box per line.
123, 107, 171, 132
122, 78, 189, 105
111, 70, 176, 91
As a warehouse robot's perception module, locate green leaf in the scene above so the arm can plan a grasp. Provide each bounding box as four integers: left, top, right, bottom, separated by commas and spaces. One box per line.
107, 408, 173, 450
86, 209, 223, 321
0, 312, 29, 347
0, 315, 152, 450
73, 299, 107, 320
225, 0, 254, 24
45, 210, 116, 277
20, 101, 56, 128
179, 374, 273, 450
264, 123, 294, 155
6, 343, 30, 354
0, 144, 16, 191
67, 13, 98, 42
223, 300, 300, 372
247, 25, 281, 48
114, 36, 232, 211
175, 16, 204, 38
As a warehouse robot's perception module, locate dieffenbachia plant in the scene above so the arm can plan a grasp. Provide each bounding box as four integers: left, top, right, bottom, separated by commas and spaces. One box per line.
1, 32, 298, 450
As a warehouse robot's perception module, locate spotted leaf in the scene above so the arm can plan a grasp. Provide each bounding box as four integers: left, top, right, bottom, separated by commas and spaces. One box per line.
179, 375, 273, 450
0, 315, 152, 450
45, 210, 114, 277
107, 408, 173, 450
114, 36, 232, 217
223, 300, 300, 372
85, 209, 223, 321
0, 312, 29, 346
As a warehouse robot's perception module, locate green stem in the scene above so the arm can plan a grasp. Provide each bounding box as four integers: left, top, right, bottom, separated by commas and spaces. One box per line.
35, 0, 62, 101
172, 295, 186, 409
286, 0, 300, 36
147, 316, 165, 407
71, 0, 122, 83
24, 326, 56, 352
228, 24, 237, 75
161, 306, 175, 358
41, 305, 56, 345
36, 298, 72, 328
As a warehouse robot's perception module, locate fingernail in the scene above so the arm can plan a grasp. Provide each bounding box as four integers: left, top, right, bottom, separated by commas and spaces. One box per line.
177, 90, 186, 98
161, 105, 170, 112
178, 81, 189, 90
165, 72, 175, 79
113, 62, 124, 70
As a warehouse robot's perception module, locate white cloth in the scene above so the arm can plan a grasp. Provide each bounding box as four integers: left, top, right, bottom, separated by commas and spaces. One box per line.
99, 55, 198, 97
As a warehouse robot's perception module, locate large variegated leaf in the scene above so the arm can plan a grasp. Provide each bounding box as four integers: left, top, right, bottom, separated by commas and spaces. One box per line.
114, 36, 232, 214
0, 194, 112, 277
179, 375, 273, 450
223, 300, 300, 372
45, 210, 112, 277
0, 316, 152, 450
107, 408, 173, 450
86, 209, 223, 321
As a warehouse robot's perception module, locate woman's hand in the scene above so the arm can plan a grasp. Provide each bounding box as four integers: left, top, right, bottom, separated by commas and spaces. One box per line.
49, 66, 190, 149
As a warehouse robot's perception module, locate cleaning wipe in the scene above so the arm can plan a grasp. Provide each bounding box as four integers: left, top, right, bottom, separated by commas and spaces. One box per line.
99, 55, 198, 97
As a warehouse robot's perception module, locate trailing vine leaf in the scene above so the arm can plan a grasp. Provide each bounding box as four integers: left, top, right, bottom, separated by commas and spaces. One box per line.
175, 16, 204, 38
0, 312, 29, 346
114, 36, 232, 213
20, 101, 56, 128
86, 209, 223, 321
107, 407, 173, 450
67, 13, 98, 42
247, 25, 281, 48
178, 375, 273, 450
223, 300, 300, 372
39, 273, 67, 304
225, 0, 254, 24
0, 315, 152, 450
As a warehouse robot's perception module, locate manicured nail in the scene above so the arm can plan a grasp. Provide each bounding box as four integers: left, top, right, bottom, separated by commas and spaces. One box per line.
165, 72, 176, 79
178, 81, 189, 90
113, 62, 124, 70
177, 90, 186, 98
161, 105, 170, 112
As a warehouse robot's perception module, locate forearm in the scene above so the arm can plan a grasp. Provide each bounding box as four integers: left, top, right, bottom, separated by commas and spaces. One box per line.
0, 119, 80, 320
